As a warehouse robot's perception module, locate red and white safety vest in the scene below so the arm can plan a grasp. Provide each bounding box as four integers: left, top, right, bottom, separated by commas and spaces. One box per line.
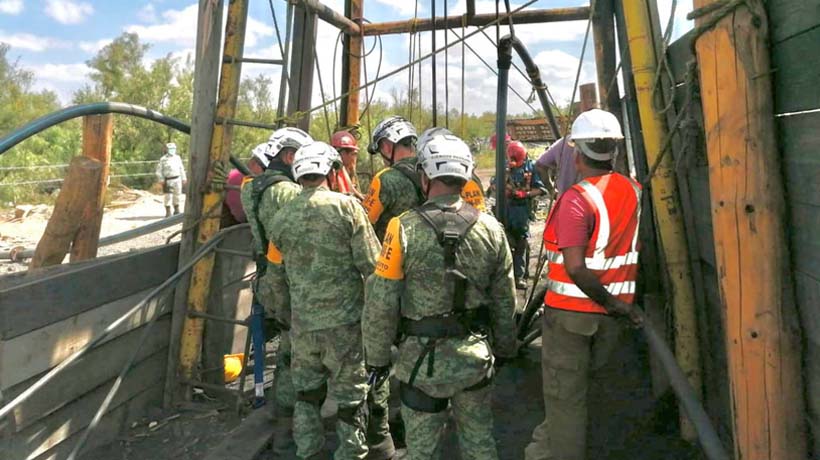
543, 173, 642, 314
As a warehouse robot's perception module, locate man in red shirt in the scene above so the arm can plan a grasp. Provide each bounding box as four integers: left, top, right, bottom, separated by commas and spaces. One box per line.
525, 109, 642, 460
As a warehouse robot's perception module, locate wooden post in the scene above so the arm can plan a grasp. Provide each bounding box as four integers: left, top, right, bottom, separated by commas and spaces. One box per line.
70, 114, 114, 262
30, 157, 103, 268
177, 0, 249, 402
621, 0, 702, 440
693, 0, 807, 457
165, 0, 225, 407
341, 0, 362, 129
579, 82, 598, 111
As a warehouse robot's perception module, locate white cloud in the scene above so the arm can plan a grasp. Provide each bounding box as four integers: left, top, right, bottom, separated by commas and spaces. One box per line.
79, 38, 112, 54
0, 31, 68, 52
657, 0, 694, 40
29, 63, 90, 83
127, 3, 272, 49
45, 0, 94, 25
372, 0, 425, 17
137, 3, 158, 24
0, 0, 23, 15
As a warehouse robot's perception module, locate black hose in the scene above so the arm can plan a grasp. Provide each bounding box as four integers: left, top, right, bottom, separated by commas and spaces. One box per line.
0, 102, 250, 175
497, 35, 562, 140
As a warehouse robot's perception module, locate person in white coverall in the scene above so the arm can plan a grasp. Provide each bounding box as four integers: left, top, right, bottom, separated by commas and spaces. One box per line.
155, 142, 187, 217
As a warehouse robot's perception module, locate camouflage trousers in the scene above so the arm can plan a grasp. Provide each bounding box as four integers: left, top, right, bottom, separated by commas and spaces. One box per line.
403, 384, 498, 460
256, 272, 296, 410
524, 308, 623, 460
292, 322, 369, 459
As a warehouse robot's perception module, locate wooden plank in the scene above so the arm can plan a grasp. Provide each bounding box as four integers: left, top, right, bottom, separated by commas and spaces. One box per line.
793, 272, 820, 456
667, 29, 696, 84
771, 27, 820, 114
31, 385, 163, 460
694, 0, 808, 457
766, 0, 820, 44
30, 157, 104, 269
686, 171, 717, 267
71, 114, 114, 262
8, 351, 166, 460
778, 112, 820, 206
0, 244, 179, 339
788, 203, 820, 277
202, 406, 275, 460
4, 315, 171, 432
0, 289, 171, 389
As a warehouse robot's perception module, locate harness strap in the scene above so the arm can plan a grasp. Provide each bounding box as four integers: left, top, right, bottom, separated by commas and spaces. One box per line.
250, 172, 293, 254
392, 161, 425, 204
296, 382, 327, 406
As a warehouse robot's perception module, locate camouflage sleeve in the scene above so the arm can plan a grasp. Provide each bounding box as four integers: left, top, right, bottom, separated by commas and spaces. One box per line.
240, 181, 265, 256
265, 239, 291, 326
362, 217, 405, 367
487, 221, 518, 358
348, 199, 380, 277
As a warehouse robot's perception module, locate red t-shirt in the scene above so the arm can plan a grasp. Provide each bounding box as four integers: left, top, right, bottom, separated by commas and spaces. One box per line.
555, 187, 595, 249
225, 169, 247, 223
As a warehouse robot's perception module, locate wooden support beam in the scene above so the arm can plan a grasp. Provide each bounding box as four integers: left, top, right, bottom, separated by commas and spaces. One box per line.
579, 82, 598, 111
71, 114, 113, 262
177, 0, 248, 402
166, 0, 225, 408
693, 0, 807, 457
621, 0, 702, 440
30, 157, 103, 269
362, 6, 590, 36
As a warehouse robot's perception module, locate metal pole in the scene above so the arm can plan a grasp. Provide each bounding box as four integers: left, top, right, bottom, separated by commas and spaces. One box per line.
275, 1, 294, 128
296, 0, 360, 34
494, 39, 512, 224
176, 0, 249, 402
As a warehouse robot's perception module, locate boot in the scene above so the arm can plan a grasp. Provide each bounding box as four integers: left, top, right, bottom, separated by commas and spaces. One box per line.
165, 206, 172, 218
173, 205, 181, 215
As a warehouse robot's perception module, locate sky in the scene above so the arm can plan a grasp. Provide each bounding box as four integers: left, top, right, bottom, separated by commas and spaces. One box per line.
0, 0, 694, 116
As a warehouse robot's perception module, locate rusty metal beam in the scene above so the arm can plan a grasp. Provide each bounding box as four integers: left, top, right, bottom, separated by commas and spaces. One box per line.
296, 0, 360, 35
340, 0, 362, 128
286, 5, 318, 131
362, 6, 589, 36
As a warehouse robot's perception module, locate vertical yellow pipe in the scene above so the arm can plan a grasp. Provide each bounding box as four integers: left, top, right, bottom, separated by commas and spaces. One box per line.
177, 0, 249, 399
621, 0, 701, 440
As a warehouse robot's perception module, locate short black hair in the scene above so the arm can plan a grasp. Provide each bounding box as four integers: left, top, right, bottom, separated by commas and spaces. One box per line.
299, 173, 326, 183
435, 176, 467, 188
579, 152, 614, 170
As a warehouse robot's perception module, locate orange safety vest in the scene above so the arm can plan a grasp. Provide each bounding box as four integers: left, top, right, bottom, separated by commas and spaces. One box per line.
542, 173, 642, 314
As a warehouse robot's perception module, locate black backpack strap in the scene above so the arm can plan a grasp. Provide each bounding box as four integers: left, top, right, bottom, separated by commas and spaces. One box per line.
415, 201, 481, 314
392, 161, 425, 204
250, 173, 292, 253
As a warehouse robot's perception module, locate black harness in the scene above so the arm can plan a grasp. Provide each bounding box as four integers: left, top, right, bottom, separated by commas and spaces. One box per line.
249, 170, 293, 274
398, 201, 493, 412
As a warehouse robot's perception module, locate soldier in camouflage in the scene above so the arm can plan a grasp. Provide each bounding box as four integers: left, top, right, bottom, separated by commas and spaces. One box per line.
363, 132, 518, 459
240, 127, 312, 454
266, 141, 382, 460
363, 116, 424, 240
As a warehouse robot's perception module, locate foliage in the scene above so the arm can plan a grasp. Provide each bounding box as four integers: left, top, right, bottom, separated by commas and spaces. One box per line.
0, 31, 547, 207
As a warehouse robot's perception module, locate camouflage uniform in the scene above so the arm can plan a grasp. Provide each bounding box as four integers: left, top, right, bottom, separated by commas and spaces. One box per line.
240, 166, 300, 413
363, 194, 518, 460
362, 157, 422, 241
267, 185, 381, 460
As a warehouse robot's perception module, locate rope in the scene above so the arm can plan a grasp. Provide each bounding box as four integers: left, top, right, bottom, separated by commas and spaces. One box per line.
565, 5, 594, 132
262, 0, 542, 128
356, 23, 384, 126
267, 0, 293, 96
313, 46, 334, 140
444, 0, 449, 129
431, 0, 438, 126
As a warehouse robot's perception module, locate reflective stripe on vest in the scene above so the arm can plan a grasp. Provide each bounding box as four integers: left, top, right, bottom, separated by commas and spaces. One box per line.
543, 173, 641, 314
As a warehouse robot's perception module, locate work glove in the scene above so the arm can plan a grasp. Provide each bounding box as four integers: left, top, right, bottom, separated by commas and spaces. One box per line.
366, 364, 391, 391
513, 190, 528, 200
209, 160, 229, 193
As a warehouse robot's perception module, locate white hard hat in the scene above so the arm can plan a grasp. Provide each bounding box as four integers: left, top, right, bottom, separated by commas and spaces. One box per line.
166, 142, 177, 153
417, 127, 453, 154
267, 127, 313, 158
418, 133, 474, 181
251, 143, 271, 168
368, 116, 417, 155
569, 109, 623, 161
291, 141, 340, 181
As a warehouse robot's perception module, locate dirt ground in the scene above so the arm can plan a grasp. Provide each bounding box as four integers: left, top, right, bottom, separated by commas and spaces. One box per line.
0, 187, 184, 274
